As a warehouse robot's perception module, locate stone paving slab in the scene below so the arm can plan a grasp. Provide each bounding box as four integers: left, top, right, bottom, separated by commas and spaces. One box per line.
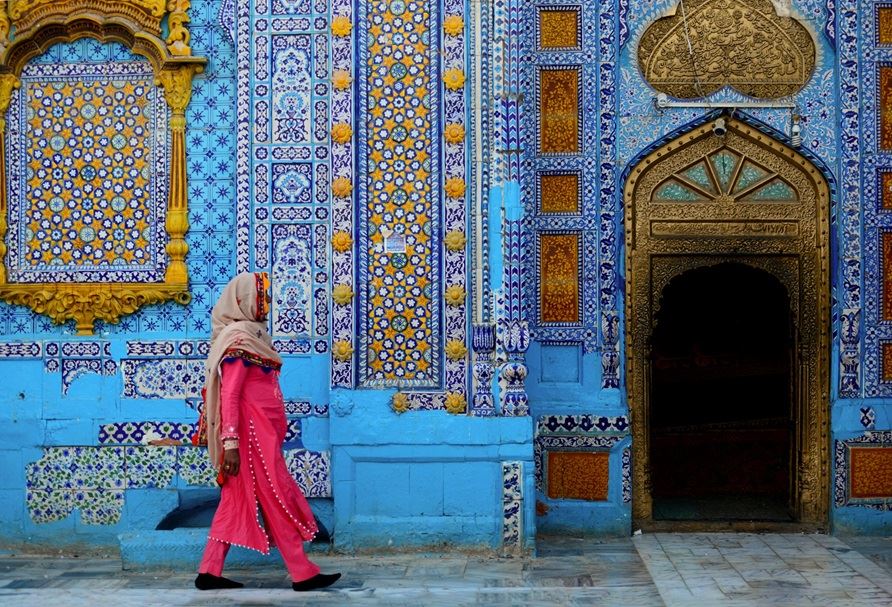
1, 534, 892, 606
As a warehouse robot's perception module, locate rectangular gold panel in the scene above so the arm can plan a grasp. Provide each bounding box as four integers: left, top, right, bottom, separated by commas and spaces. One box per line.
883, 342, 892, 381
880, 7, 892, 45
883, 172, 892, 210
851, 447, 892, 498
881, 66, 892, 150
547, 451, 609, 501
539, 68, 580, 154
884, 232, 892, 321
538, 9, 579, 50
539, 233, 580, 324
539, 173, 580, 214
650, 221, 799, 238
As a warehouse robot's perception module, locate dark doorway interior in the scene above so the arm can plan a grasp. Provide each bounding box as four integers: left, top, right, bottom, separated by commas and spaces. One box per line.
649, 263, 793, 522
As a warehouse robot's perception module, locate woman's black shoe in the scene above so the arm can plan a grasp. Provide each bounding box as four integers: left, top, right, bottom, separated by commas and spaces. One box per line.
194, 572, 244, 590
292, 572, 341, 591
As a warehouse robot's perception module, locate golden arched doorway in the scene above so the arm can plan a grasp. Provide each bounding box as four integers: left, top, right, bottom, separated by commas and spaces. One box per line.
623, 117, 830, 529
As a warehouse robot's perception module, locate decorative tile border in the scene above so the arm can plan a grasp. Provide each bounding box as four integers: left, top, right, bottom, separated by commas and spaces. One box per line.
329, 0, 356, 387
284, 400, 329, 416
835, 430, 892, 509
125, 339, 210, 357
98, 420, 302, 445
536, 414, 630, 435
837, 0, 862, 396
502, 461, 523, 553
621, 446, 631, 503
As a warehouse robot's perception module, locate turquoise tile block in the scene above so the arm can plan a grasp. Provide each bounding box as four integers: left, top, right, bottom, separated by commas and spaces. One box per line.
443, 462, 498, 516
44, 418, 95, 446
0, 489, 25, 533
407, 463, 444, 516
0, 450, 24, 489
354, 462, 409, 516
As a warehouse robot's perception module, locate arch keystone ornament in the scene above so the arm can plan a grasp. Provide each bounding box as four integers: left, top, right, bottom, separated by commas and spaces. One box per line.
624, 116, 830, 528
0, 0, 206, 334
637, 0, 816, 99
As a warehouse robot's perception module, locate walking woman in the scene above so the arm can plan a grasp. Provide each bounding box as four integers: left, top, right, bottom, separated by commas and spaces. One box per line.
194, 272, 340, 591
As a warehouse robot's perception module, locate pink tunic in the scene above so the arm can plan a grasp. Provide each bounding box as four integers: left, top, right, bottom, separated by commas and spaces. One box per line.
207, 359, 318, 554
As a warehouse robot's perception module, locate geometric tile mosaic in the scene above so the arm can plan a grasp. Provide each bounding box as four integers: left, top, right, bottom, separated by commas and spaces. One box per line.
357, 0, 440, 387
6, 58, 168, 283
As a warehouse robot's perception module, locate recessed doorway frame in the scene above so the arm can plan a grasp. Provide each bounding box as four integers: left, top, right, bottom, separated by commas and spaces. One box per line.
623, 116, 831, 531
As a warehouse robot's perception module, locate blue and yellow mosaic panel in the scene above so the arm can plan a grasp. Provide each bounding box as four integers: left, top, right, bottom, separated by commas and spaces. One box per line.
6, 58, 169, 283
358, 0, 440, 387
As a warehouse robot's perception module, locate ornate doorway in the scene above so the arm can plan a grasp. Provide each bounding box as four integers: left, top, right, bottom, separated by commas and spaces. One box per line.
623, 117, 830, 528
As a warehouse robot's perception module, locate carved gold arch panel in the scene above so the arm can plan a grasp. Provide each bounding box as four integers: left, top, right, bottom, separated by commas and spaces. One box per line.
0, 0, 205, 334
624, 117, 831, 527
637, 0, 817, 99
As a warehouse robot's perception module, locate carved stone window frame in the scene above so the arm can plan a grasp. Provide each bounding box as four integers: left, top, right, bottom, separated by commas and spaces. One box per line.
0, 0, 206, 334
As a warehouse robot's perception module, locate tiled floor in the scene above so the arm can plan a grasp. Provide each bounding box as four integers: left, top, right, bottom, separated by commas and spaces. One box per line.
1, 534, 891, 606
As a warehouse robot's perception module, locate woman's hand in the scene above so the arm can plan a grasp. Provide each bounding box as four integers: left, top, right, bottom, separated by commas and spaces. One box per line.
223, 449, 240, 477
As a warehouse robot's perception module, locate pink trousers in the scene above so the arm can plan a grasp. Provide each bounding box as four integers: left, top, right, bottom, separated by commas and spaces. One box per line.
198, 488, 320, 582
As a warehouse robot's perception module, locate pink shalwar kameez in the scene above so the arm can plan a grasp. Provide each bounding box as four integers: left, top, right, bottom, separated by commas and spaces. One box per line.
198, 358, 320, 582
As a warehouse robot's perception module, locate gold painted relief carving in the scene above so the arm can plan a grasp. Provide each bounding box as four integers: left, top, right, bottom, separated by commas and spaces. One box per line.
539, 233, 580, 324
624, 117, 830, 527
539, 172, 580, 214
9, 0, 167, 38
0, 0, 205, 334
637, 0, 817, 99
538, 68, 579, 154
538, 7, 580, 50
850, 447, 892, 498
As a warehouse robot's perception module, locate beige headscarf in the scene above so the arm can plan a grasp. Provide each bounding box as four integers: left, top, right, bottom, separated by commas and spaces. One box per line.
203, 272, 281, 465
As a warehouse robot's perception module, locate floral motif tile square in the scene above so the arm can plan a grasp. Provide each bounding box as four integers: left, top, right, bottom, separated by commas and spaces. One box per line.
176, 446, 217, 487
74, 489, 124, 525
285, 449, 330, 497
124, 446, 177, 489
73, 447, 125, 490
26, 488, 73, 523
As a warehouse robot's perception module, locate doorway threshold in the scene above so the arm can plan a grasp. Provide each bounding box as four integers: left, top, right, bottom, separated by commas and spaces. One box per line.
635, 520, 826, 534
